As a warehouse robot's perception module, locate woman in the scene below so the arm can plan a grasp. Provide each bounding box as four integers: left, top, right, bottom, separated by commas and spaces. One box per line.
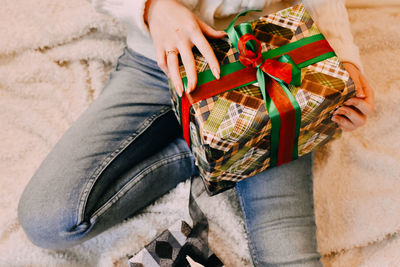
17, 0, 374, 265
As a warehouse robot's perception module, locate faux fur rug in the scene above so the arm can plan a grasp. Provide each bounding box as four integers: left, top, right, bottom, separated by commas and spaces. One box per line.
1, 0, 400, 266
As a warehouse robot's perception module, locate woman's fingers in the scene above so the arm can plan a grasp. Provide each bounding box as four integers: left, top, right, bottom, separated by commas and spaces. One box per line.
191, 33, 220, 80
332, 74, 375, 132
332, 115, 357, 131
352, 74, 366, 98
343, 62, 365, 98
342, 73, 374, 118
166, 49, 184, 97
332, 108, 360, 132
197, 18, 227, 39
156, 48, 169, 76
343, 97, 373, 116
178, 42, 197, 93
147, 0, 228, 96
336, 62, 375, 132
333, 106, 366, 128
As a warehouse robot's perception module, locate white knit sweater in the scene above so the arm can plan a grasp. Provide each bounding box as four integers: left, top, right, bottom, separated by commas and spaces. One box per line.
90, 0, 363, 71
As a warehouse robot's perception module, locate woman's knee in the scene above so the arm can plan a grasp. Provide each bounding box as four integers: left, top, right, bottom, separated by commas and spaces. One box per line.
17, 175, 89, 250
245, 215, 322, 267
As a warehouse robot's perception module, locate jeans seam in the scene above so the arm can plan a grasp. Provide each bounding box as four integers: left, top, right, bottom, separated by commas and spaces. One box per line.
115, 47, 127, 71
76, 105, 172, 225
89, 151, 193, 222
235, 185, 261, 267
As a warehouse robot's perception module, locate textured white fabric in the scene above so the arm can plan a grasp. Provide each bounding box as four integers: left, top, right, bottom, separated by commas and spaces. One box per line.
89, 0, 364, 71
2, 0, 400, 266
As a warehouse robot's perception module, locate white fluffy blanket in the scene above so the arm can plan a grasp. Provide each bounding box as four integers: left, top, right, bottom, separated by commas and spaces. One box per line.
1, 0, 400, 266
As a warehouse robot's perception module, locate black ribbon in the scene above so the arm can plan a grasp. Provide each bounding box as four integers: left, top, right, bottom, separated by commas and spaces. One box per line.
172, 176, 224, 266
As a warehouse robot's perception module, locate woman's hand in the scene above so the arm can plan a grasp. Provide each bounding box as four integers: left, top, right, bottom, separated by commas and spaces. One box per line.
144, 0, 226, 97
332, 62, 375, 131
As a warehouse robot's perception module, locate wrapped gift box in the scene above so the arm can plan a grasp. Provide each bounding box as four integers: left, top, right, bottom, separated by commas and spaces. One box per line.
169, 4, 356, 195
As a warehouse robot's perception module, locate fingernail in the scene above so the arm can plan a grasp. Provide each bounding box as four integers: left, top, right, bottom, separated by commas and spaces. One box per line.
177, 85, 183, 97
212, 67, 220, 80
356, 91, 365, 98
187, 82, 193, 93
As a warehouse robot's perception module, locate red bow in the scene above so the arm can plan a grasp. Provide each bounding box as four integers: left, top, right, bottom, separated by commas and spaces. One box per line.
237, 33, 293, 84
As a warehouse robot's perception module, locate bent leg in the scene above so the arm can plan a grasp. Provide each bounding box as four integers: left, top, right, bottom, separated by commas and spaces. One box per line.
235, 151, 322, 267
17, 47, 198, 250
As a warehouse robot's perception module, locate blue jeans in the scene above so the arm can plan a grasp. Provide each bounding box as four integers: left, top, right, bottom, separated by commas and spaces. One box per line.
17, 47, 322, 266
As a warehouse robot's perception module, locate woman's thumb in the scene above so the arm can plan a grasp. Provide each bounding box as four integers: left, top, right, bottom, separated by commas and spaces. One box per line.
197, 18, 227, 39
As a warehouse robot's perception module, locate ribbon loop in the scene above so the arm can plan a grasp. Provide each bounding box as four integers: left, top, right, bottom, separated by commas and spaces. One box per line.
238, 33, 263, 68
277, 54, 302, 86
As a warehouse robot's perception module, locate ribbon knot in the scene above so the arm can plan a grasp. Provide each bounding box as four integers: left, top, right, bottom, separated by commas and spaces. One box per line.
237, 33, 294, 86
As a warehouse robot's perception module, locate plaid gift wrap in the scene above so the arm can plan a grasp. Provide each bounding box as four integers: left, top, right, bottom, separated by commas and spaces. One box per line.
168, 4, 356, 195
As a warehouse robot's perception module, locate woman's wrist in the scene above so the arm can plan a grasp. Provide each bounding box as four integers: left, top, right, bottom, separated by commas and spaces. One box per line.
144, 0, 177, 26
144, 0, 154, 26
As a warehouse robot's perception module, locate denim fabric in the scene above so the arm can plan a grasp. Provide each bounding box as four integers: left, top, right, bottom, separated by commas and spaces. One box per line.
235, 151, 322, 266
17, 46, 322, 266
